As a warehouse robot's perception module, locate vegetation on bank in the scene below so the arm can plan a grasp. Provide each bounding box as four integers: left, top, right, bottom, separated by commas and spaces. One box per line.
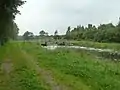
0, 0, 25, 45
70, 40, 120, 51
0, 42, 49, 90
65, 20, 120, 43
21, 42, 120, 90
0, 42, 120, 90
1, 1, 120, 90
20, 18, 120, 46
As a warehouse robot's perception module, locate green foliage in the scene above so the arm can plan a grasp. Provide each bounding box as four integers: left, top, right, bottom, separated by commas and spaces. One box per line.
66, 19, 120, 43
23, 31, 34, 41
22, 42, 120, 90
0, 42, 48, 90
54, 30, 58, 36
54, 30, 60, 40
39, 30, 46, 36
9, 21, 19, 40
0, 0, 25, 45
70, 40, 120, 51
65, 26, 71, 40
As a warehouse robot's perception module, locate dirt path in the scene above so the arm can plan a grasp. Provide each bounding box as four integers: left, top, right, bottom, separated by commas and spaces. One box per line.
22, 50, 70, 90
1, 59, 13, 74
37, 67, 69, 90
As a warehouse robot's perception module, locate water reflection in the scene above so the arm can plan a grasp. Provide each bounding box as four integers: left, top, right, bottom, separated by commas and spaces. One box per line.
43, 45, 113, 52
42, 45, 120, 61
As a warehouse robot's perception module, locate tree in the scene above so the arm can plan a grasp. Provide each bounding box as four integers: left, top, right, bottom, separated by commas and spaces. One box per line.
88, 24, 93, 29
54, 30, 58, 36
39, 30, 46, 36
54, 30, 59, 40
0, 0, 26, 45
45, 32, 49, 36
117, 17, 120, 27
66, 26, 71, 39
23, 31, 34, 41
64, 19, 120, 43
9, 22, 19, 40
67, 26, 71, 32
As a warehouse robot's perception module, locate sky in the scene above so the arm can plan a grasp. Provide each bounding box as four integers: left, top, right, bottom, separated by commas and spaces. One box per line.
15, 0, 120, 35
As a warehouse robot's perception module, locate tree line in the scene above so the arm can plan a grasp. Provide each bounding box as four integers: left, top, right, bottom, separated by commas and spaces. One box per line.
0, 0, 25, 45
22, 30, 60, 41
1, 1, 120, 44
23, 19, 120, 43
65, 19, 120, 43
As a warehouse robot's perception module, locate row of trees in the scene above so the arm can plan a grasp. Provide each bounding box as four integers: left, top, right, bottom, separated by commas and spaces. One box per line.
23, 30, 48, 41
65, 19, 120, 43
0, 0, 25, 45
23, 19, 120, 43
23, 30, 60, 40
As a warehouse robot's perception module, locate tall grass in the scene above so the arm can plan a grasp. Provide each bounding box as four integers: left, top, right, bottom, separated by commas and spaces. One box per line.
0, 42, 48, 90
1, 42, 119, 90
71, 40, 120, 51
22, 42, 120, 90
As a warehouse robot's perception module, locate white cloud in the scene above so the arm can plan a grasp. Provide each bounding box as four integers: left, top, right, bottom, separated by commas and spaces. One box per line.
15, 0, 120, 35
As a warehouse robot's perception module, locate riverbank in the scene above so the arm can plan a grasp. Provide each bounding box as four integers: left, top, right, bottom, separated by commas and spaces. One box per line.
22, 42, 120, 90
0, 42, 120, 90
70, 40, 120, 51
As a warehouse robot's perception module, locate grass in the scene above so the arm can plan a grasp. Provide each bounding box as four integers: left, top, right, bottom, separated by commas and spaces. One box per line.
0, 42, 120, 90
70, 40, 120, 51
0, 42, 49, 90
21, 42, 120, 90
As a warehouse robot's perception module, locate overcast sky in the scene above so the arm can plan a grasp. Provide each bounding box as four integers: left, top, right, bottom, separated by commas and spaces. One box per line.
15, 0, 120, 35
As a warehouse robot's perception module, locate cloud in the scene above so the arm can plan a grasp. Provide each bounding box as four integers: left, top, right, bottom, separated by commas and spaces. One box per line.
15, 0, 120, 35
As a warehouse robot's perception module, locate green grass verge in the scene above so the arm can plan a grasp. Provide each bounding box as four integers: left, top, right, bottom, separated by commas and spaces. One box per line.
0, 42, 49, 90
21, 42, 120, 90
71, 40, 120, 51
1, 42, 120, 90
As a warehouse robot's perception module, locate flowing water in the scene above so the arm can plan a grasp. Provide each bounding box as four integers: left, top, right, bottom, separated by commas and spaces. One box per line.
43, 45, 112, 52
42, 45, 120, 61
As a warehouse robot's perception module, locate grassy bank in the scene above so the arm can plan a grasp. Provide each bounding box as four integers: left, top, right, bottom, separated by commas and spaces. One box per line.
0, 42, 120, 90
22, 42, 120, 90
0, 42, 49, 90
70, 40, 120, 51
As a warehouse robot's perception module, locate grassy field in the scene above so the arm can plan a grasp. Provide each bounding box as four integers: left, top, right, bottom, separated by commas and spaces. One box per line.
0, 42, 49, 90
0, 42, 120, 90
71, 40, 120, 51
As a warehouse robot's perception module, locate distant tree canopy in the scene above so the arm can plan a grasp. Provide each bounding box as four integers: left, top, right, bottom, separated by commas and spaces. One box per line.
54, 30, 58, 36
39, 30, 48, 36
54, 30, 59, 40
0, 0, 26, 45
39, 30, 46, 36
10, 22, 19, 40
23, 31, 34, 41
65, 19, 120, 43
66, 26, 71, 40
